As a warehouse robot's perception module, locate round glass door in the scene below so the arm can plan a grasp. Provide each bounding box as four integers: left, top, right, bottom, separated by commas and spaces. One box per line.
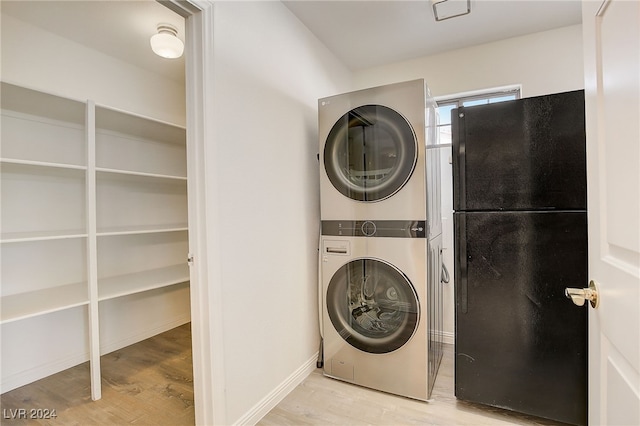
326, 258, 420, 354
324, 104, 418, 202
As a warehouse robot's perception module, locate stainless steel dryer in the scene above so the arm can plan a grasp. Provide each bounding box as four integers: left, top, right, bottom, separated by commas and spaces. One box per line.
319, 79, 437, 222
320, 220, 439, 401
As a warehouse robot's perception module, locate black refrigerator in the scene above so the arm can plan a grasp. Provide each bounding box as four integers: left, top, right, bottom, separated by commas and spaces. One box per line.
452, 90, 587, 426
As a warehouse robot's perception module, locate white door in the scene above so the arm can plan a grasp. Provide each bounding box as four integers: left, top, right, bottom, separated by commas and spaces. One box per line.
582, 0, 640, 424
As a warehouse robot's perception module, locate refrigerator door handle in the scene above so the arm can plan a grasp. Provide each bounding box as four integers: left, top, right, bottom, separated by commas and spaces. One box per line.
452, 108, 466, 211
455, 213, 468, 314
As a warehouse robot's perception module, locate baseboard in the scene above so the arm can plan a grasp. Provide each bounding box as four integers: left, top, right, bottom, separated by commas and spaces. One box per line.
100, 314, 191, 355
234, 352, 319, 425
442, 331, 454, 345
1, 314, 191, 394
428, 330, 455, 346
1, 352, 90, 394
232, 333, 454, 424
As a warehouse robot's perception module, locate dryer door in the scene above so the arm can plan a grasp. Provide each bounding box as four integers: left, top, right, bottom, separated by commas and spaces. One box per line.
326, 258, 420, 354
324, 105, 418, 202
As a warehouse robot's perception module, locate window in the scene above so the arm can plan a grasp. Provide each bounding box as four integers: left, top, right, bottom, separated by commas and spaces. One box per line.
435, 88, 521, 147
432, 88, 520, 293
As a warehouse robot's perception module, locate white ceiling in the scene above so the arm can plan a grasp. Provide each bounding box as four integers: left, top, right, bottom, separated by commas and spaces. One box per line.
1, 1, 582, 79
283, 0, 583, 70
1, 0, 185, 83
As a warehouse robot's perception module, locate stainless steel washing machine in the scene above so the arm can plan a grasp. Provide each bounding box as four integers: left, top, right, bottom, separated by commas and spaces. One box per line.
320, 220, 436, 401
318, 79, 437, 222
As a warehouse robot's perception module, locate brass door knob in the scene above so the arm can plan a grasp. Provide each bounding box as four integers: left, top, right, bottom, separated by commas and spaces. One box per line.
565, 280, 599, 309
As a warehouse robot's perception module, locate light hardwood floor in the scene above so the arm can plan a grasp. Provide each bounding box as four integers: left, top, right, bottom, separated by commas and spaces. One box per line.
2, 326, 569, 426
259, 344, 569, 426
0, 323, 194, 425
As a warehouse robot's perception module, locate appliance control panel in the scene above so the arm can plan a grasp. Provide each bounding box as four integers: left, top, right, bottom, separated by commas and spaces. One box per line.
321, 220, 426, 238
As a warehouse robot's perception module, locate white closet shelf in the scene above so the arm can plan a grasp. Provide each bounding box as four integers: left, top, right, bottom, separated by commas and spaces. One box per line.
95, 167, 186, 181
0, 282, 89, 324
1, 160, 86, 175
97, 264, 189, 301
97, 224, 188, 237
1, 82, 85, 125
95, 104, 185, 145
1, 230, 88, 244
1, 158, 87, 171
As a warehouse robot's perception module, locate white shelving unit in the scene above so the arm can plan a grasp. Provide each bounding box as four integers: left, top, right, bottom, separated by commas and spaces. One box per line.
0, 82, 189, 400
1, 282, 89, 324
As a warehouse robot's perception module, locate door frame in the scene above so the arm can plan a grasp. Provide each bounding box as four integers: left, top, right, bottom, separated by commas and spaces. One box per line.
160, 1, 223, 424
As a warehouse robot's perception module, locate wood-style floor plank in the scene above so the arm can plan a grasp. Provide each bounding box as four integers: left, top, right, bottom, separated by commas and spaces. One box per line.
2, 326, 570, 425
0, 324, 194, 425
258, 344, 570, 426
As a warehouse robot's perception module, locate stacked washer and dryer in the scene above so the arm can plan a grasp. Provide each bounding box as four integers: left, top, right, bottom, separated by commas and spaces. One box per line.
318, 79, 444, 401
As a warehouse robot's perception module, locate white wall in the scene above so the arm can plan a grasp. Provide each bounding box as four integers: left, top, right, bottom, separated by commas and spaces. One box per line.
354, 24, 584, 98
0, 14, 185, 126
353, 24, 585, 342
0, 11, 190, 391
206, 2, 351, 423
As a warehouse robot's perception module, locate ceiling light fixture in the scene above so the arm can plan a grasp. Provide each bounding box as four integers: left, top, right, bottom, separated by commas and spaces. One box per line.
150, 23, 184, 59
431, 0, 471, 22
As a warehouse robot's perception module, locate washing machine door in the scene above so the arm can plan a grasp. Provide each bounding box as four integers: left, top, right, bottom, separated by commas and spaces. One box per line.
326, 258, 420, 354
324, 105, 417, 202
